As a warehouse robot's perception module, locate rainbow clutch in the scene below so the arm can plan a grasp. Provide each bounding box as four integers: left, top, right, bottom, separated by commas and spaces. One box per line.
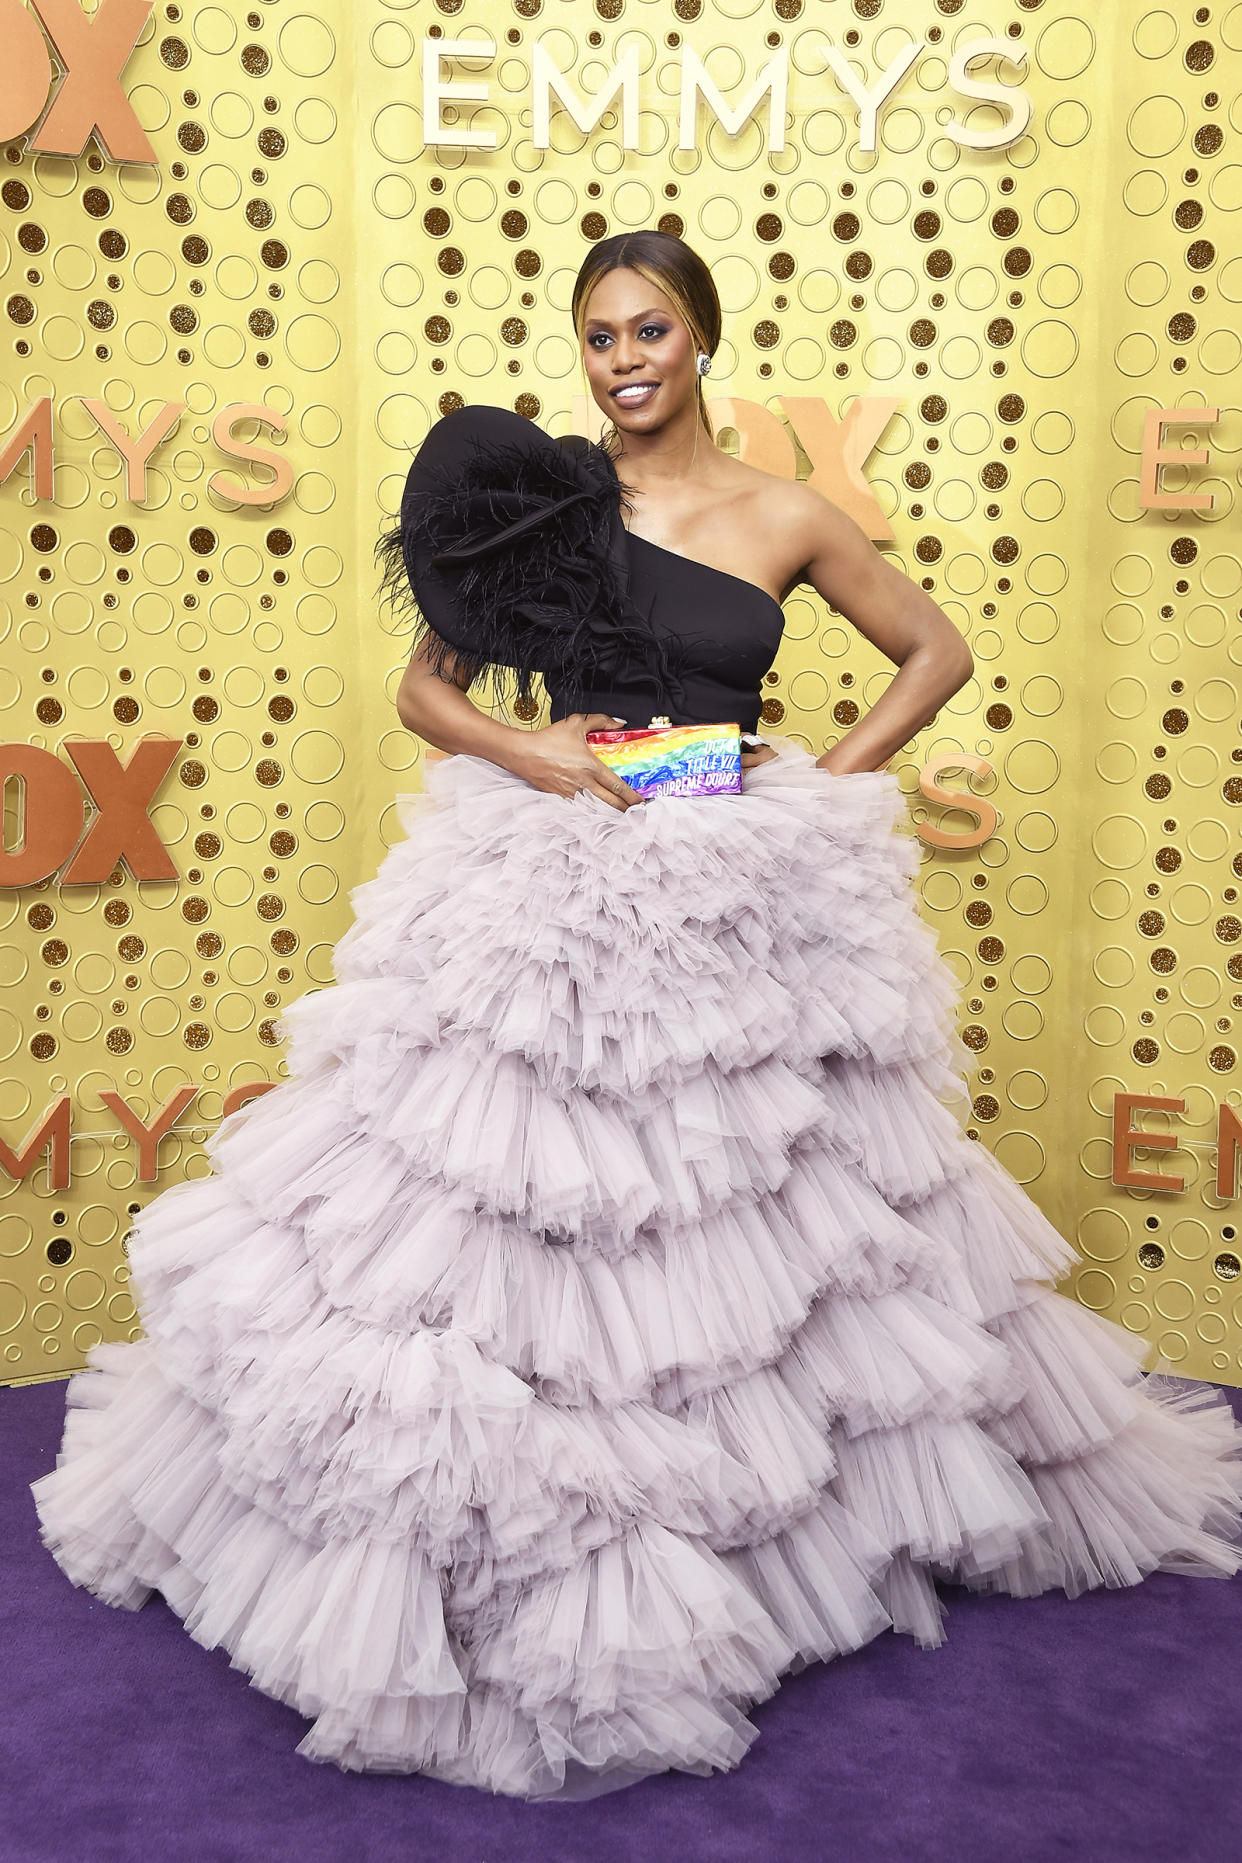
585, 722, 742, 799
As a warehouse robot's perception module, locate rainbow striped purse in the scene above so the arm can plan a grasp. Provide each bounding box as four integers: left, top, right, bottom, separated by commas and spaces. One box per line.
585, 721, 742, 800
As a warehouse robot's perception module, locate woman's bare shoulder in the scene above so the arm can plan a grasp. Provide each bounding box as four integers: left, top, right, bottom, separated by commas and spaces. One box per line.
721, 462, 845, 578
720, 452, 835, 523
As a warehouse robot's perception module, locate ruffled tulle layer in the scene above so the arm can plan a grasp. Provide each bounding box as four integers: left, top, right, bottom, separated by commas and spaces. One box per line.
31, 739, 1242, 1800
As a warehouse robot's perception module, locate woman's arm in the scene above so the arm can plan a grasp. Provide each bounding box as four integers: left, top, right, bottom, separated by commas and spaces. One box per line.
396, 636, 535, 772
395, 637, 642, 809
785, 487, 975, 776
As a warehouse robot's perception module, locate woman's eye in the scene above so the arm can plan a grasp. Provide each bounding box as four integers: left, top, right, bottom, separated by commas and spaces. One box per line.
588, 325, 668, 347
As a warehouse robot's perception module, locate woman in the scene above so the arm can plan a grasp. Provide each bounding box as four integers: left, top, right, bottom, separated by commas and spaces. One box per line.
32, 230, 1242, 1802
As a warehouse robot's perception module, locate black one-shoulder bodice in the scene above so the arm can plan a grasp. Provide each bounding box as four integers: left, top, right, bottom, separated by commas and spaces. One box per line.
382, 402, 787, 733
545, 532, 785, 735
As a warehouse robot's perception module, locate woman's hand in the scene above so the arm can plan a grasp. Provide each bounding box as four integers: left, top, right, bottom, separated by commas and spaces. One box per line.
509, 712, 645, 810
740, 744, 778, 770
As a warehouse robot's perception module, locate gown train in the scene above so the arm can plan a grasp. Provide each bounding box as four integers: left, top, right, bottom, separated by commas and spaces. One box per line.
30, 739, 1242, 1800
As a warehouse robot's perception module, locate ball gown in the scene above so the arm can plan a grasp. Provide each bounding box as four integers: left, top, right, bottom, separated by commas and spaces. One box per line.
30, 405, 1242, 1802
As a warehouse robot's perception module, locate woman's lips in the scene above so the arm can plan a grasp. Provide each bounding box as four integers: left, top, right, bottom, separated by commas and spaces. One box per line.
613, 382, 659, 407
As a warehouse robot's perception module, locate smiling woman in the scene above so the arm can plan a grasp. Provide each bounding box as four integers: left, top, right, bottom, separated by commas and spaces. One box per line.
30, 227, 1242, 1805
574, 231, 722, 458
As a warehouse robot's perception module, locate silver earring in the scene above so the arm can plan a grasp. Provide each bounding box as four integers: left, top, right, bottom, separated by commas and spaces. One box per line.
696, 351, 712, 377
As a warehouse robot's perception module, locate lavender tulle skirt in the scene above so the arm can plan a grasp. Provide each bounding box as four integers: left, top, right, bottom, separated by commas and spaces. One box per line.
30, 737, 1242, 1799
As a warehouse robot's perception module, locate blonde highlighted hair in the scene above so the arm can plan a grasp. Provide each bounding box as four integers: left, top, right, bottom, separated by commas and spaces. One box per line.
571, 229, 722, 445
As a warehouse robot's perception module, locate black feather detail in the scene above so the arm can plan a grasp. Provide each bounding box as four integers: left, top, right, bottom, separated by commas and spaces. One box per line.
375, 411, 684, 717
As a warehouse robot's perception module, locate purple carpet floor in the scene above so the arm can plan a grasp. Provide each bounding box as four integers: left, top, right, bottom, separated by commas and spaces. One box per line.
5, 1376, 1242, 1863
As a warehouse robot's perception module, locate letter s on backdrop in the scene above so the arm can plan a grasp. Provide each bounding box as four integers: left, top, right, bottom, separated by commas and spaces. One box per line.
208, 404, 294, 506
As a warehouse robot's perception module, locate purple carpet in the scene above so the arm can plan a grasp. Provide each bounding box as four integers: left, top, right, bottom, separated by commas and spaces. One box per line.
5, 1377, 1241, 1863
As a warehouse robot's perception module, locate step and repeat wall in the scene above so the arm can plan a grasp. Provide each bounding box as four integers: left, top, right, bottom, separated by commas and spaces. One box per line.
1, 0, 1240, 1388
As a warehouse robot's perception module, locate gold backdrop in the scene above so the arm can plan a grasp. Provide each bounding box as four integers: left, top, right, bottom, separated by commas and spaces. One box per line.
1, 0, 1240, 1390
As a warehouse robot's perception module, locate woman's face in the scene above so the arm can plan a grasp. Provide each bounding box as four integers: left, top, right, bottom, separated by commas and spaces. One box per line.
580, 267, 698, 432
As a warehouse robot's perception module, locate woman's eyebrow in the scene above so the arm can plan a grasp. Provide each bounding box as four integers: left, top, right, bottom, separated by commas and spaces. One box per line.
584, 307, 668, 330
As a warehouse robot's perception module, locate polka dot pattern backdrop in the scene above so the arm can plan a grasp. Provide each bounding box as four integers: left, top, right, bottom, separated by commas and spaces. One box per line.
1, 0, 1240, 1388
1, 0, 360, 1382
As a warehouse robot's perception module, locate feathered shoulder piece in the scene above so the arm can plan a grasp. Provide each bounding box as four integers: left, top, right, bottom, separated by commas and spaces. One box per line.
376, 403, 679, 714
